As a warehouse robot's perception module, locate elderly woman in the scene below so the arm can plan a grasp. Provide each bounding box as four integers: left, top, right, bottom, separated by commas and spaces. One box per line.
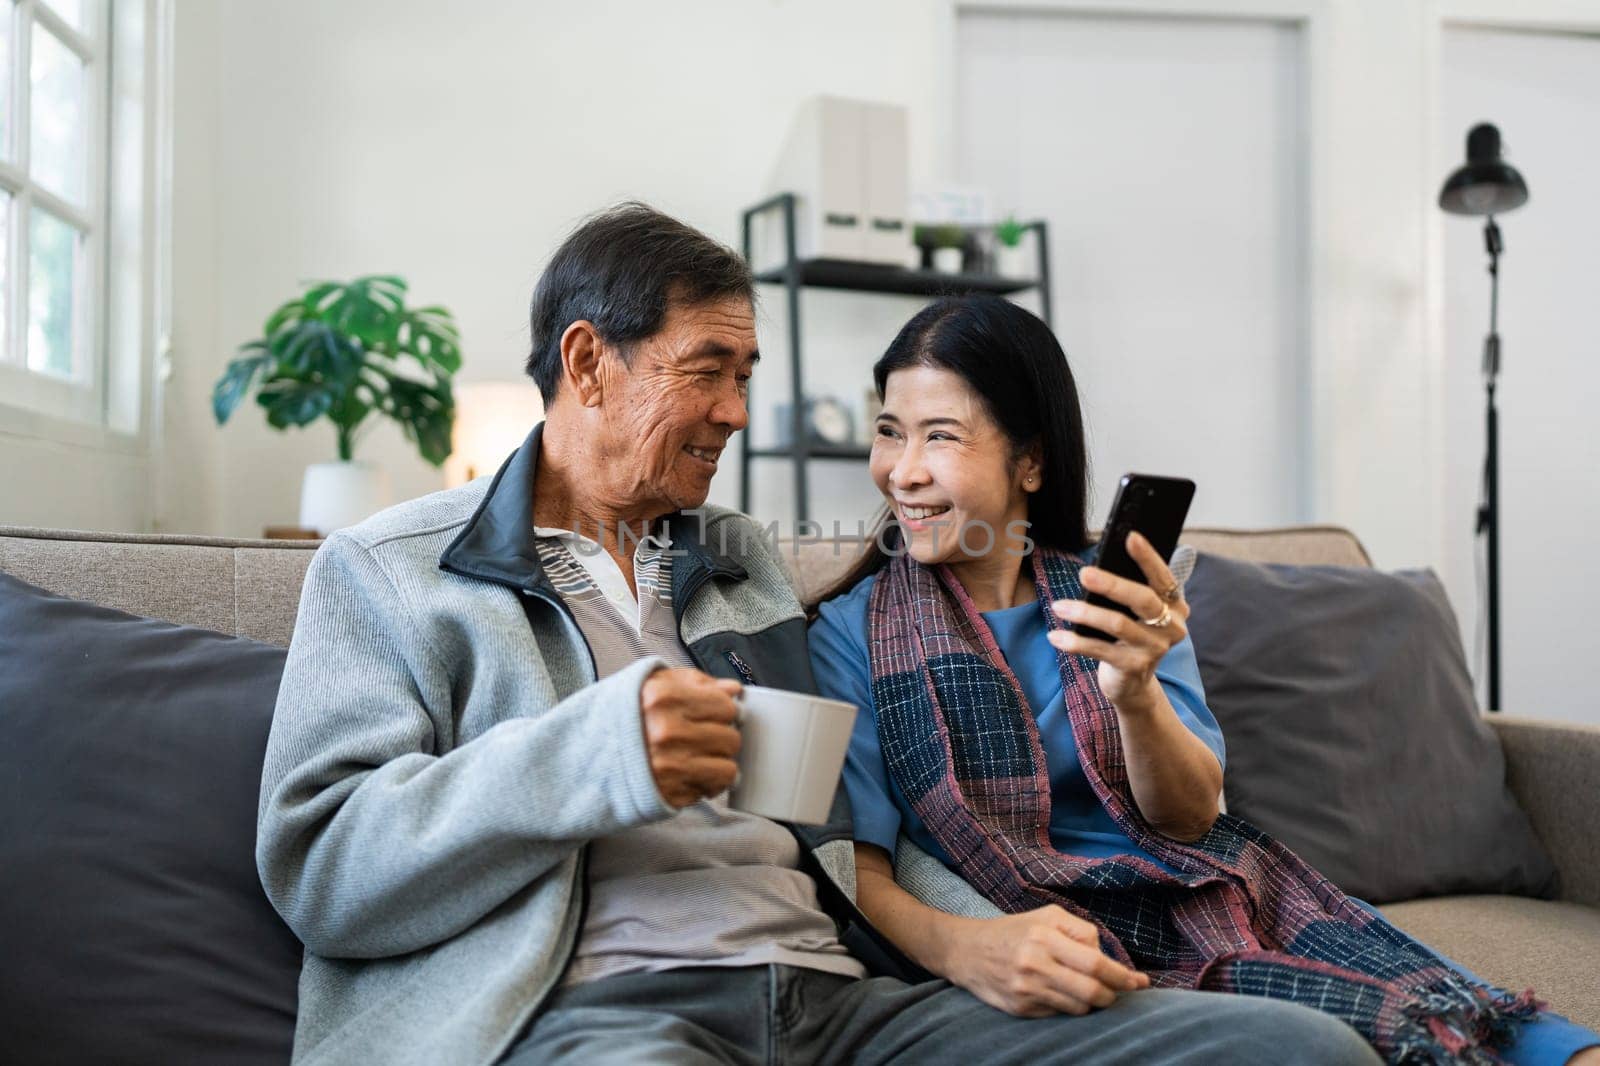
808, 294, 1599, 1065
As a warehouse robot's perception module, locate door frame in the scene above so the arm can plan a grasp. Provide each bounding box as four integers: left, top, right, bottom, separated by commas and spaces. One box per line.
936, 0, 1328, 523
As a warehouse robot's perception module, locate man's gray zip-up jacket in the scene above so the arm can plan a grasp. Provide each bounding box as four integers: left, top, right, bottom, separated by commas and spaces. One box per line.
256, 424, 921, 1066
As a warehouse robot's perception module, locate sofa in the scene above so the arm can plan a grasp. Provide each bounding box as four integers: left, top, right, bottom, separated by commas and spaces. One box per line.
1, 521, 1596, 1062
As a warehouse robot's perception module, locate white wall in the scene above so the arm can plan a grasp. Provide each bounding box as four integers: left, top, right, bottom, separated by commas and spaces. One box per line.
0, 422, 150, 529
162, 0, 949, 539
157, 0, 222, 537
152, 0, 1584, 546
1437, 24, 1600, 721
954, 10, 1308, 528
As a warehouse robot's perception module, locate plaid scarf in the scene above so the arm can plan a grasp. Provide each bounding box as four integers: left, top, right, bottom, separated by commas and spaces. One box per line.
866, 546, 1541, 1064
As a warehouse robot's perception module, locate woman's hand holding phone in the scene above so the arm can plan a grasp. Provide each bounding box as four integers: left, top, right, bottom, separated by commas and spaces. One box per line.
1046, 531, 1190, 713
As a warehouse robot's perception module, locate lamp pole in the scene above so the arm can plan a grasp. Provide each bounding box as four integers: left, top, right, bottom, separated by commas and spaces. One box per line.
1439, 122, 1525, 712
1479, 218, 1502, 712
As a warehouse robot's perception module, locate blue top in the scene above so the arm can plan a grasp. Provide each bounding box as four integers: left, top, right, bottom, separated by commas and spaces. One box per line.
809, 571, 1226, 873
809, 570, 1599, 1064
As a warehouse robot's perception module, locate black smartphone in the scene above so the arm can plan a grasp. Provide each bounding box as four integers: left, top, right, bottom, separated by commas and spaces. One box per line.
1073, 474, 1196, 643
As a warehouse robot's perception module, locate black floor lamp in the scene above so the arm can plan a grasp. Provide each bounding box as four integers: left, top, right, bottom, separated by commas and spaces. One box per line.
1438, 122, 1529, 712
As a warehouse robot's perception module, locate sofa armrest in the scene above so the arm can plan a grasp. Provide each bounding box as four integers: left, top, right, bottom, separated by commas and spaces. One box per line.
1491, 716, 1600, 908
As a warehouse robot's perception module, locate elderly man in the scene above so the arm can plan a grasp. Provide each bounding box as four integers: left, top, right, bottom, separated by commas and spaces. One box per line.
257, 204, 1378, 1066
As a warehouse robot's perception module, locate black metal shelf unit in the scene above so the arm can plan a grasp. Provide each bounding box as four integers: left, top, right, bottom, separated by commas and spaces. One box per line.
737, 191, 1053, 521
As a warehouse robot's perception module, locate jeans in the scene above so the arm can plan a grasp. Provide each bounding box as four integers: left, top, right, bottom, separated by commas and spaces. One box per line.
499, 963, 1381, 1066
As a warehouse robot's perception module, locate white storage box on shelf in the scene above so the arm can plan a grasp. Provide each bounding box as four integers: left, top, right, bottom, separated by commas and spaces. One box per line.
759, 96, 913, 269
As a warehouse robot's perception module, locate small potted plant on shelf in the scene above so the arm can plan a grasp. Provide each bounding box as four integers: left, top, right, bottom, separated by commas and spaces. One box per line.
211, 274, 461, 535
915, 223, 969, 274
993, 215, 1031, 279
930, 224, 968, 274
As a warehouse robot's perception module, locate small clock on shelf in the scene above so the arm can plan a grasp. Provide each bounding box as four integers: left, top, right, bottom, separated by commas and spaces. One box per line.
772, 397, 856, 448
808, 396, 854, 446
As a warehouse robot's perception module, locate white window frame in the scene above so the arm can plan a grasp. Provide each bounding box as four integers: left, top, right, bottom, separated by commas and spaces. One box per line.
0, 0, 110, 426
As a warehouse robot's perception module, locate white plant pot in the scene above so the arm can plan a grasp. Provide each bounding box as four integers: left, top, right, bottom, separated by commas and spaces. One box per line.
995, 243, 1032, 279
299, 460, 392, 536
931, 247, 965, 274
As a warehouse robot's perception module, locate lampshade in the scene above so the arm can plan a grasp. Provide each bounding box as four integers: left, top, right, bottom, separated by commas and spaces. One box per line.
444, 380, 544, 487
1439, 123, 1528, 216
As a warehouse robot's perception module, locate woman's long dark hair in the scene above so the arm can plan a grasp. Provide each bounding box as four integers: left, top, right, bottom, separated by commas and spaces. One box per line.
815, 294, 1091, 607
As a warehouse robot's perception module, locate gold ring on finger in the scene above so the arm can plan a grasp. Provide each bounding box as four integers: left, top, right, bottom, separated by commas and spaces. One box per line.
1160, 582, 1181, 603
1140, 605, 1173, 628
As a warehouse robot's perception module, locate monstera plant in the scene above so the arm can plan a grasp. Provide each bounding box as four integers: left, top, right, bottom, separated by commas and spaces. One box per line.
212, 275, 462, 533
213, 274, 460, 464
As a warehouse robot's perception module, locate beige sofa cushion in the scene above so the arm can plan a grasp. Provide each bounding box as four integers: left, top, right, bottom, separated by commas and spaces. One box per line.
0, 527, 317, 647
2, 523, 1373, 646
778, 524, 1373, 607
1380, 896, 1600, 1030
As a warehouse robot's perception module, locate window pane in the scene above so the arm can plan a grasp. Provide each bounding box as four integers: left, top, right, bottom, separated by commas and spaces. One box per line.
0, 7, 11, 160
44, 0, 83, 32
30, 26, 86, 205
0, 191, 9, 361
28, 208, 80, 379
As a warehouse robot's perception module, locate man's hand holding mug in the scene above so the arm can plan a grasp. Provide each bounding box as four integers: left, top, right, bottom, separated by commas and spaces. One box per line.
639, 668, 743, 809
638, 668, 858, 825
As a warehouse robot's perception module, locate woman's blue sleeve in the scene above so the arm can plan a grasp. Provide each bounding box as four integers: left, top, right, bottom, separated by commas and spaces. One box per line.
1155, 633, 1226, 772
808, 581, 903, 855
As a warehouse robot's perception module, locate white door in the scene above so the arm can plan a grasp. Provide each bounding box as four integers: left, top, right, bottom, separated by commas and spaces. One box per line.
1439, 27, 1600, 721
955, 10, 1308, 527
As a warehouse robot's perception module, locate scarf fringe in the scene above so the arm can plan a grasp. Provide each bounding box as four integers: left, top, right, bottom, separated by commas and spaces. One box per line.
1387, 977, 1542, 1065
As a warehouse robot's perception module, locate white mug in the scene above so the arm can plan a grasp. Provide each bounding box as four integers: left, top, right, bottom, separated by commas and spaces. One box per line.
729, 686, 858, 825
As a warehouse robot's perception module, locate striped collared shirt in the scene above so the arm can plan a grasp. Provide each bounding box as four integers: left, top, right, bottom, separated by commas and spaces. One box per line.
532, 525, 863, 987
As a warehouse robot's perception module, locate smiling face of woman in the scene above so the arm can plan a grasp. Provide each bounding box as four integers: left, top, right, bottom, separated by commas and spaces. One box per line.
870, 365, 1041, 568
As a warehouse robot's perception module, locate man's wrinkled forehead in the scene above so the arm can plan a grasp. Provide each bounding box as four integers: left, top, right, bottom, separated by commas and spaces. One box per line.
657, 295, 760, 364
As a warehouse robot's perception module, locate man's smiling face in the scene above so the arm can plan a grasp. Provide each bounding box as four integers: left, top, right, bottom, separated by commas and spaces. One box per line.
594, 294, 759, 514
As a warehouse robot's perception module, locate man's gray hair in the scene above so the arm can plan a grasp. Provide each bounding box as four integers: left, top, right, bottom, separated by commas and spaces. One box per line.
524, 202, 754, 404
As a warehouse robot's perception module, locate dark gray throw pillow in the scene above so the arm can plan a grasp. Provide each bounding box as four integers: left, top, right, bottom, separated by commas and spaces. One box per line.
1183, 554, 1557, 904
0, 571, 301, 1066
